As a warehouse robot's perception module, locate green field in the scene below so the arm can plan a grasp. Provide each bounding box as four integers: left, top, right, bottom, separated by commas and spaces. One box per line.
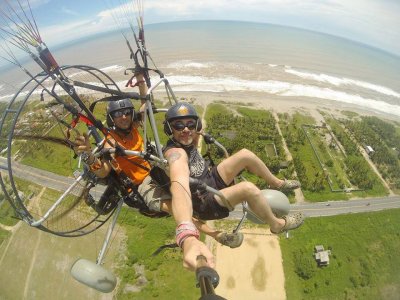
281, 209, 400, 300
0, 199, 19, 227
303, 125, 351, 191
115, 208, 400, 299
115, 208, 199, 299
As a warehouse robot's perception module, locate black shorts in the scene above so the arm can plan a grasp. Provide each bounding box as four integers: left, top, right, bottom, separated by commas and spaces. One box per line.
192, 166, 232, 220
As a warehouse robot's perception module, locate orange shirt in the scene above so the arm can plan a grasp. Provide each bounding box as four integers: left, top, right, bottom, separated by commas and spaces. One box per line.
108, 128, 150, 185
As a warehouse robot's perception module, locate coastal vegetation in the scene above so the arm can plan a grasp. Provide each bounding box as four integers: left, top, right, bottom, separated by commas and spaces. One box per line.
205, 103, 294, 191
279, 112, 388, 201
341, 116, 400, 194
325, 116, 387, 197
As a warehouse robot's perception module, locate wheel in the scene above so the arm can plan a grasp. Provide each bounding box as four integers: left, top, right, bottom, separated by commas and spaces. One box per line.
70, 258, 117, 293
246, 189, 290, 224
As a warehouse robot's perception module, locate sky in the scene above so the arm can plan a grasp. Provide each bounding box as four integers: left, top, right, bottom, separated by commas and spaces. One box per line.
1, 0, 400, 58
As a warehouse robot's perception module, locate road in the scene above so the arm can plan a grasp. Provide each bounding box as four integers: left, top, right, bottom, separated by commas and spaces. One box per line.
1, 157, 400, 219
0, 157, 78, 193
230, 195, 400, 219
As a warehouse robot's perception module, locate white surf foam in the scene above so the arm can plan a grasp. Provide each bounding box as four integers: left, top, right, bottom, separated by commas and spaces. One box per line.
166, 60, 214, 69
165, 75, 400, 117
285, 68, 400, 98
99, 65, 125, 73
0, 93, 15, 102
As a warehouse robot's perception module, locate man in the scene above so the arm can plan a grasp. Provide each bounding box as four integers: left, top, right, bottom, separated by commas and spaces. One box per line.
160, 102, 304, 270
74, 75, 243, 255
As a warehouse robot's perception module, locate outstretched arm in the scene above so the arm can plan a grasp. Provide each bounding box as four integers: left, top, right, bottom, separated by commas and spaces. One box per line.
165, 147, 215, 271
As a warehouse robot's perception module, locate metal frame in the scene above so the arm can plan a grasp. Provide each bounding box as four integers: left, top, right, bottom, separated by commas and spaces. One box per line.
0, 65, 176, 236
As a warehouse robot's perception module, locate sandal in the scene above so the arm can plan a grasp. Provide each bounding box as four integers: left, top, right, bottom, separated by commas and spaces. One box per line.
278, 179, 301, 191
216, 231, 244, 248
271, 212, 304, 234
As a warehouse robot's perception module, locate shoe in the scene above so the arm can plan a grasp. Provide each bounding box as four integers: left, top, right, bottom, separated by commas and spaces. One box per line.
278, 179, 301, 191
215, 232, 244, 248
271, 212, 304, 234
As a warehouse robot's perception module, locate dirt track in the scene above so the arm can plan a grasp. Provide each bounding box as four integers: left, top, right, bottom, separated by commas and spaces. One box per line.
214, 228, 286, 300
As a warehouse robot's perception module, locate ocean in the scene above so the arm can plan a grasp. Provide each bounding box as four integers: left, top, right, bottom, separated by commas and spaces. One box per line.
1, 20, 399, 118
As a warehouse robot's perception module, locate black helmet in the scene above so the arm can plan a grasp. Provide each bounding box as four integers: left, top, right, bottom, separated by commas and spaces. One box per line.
165, 102, 199, 122
164, 102, 202, 135
106, 98, 136, 128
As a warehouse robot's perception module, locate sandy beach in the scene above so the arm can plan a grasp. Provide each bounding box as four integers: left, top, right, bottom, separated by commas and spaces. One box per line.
153, 89, 398, 124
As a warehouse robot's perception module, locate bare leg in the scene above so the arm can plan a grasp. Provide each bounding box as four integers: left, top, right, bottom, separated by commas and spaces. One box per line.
192, 218, 220, 239
192, 218, 244, 248
215, 181, 286, 233
217, 149, 284, 188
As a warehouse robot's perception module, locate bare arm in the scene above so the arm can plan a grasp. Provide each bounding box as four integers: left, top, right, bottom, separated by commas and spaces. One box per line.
136, 73, 147, 117
165, 147, 215, 270
164, 148, 192, 223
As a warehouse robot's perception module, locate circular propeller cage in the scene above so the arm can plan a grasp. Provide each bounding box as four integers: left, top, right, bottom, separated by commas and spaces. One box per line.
0, 65, 121, 237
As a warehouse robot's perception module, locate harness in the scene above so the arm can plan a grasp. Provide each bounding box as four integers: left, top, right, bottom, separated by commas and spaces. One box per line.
88, 131, 168, 218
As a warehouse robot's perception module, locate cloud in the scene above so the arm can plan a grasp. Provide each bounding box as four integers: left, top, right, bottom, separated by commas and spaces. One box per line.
40, 19, 106, 46
26, 0, 400, 56
61, 6, 80, 17
138, 0, 400, 52
26, 0, 52, 9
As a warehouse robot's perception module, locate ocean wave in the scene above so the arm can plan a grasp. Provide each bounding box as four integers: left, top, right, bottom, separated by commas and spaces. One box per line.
99, 65, 126, 73
166, 60, 215, 69
285, 68, 400, 98
164, 75, 400, 117
0, 93, 15, 102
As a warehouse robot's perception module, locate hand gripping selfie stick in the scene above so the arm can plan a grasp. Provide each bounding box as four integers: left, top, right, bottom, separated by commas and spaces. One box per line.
196, 255, 227, 300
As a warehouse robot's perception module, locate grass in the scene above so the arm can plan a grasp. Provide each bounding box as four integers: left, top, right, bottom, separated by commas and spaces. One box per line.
115, 208, 199, 299
204, 103, 231, 123
281, 209, 400, 300
0, 175, 43, 226
0, 199, 19, 226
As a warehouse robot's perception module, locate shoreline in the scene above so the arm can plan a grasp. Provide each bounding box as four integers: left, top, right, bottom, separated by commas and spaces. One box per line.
153, 90, 399, 123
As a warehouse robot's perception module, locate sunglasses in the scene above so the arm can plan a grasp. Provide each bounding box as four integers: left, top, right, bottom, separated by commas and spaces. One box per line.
170, 120, 197, 131
111, 108, 132, 118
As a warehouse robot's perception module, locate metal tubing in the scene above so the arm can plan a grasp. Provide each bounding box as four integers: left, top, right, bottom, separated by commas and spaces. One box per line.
97, 199, 124, 265
233, 211, 248, 233
146, 98, 164, 158
73, 80, 140, 99
30, 175, 84, 227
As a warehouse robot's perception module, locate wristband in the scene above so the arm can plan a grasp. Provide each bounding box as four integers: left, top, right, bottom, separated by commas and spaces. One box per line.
176, 222, 200, 248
